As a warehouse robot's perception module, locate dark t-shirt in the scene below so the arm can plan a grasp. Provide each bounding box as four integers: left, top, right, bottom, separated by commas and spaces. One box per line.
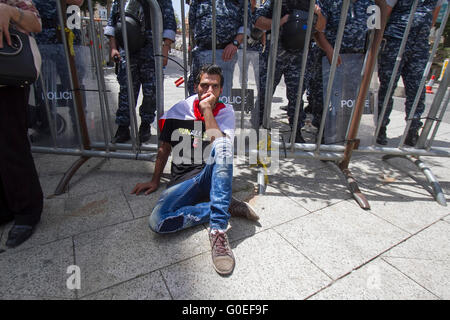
160, 119, 210, 188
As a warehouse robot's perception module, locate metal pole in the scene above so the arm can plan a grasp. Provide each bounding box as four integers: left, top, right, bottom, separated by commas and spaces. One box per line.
401, 3, 450, 147
374, 0, 419, 144
290, 0, 316, 151
425, 90, 450, 150
417, 59, 450, 148
315, 0, 351, 152
262, 0, 282, 129
180, 0, 189, 99
118, 0, 138, 150
240, 0, 249, 130
55, 0, 88, 150
38, 74, 58, 148
87, 0, 110, 153
212, 0, 217, 64
147, 0, 164, 141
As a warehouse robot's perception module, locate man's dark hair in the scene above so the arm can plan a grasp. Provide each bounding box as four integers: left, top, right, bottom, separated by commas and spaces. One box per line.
195, 64, 224, 88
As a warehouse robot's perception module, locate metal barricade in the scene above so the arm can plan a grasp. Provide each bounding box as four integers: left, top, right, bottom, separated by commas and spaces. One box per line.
30, 0, 165, 194
31, 0, 450, 210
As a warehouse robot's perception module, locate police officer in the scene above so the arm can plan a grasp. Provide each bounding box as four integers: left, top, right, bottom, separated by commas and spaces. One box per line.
33, 0, 86, 141
376, 0, 444, 146
312, 0, 374, 133
105, 0, 176, 143
237, 0, 265, 104
252, 0, 325, 143
187, 0, 252, 100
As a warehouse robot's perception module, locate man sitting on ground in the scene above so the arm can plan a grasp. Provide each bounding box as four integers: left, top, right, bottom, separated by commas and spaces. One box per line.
132, 64, 259, 276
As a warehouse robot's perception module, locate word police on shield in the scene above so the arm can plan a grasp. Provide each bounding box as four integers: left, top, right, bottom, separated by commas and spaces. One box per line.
221, 89, 255, 113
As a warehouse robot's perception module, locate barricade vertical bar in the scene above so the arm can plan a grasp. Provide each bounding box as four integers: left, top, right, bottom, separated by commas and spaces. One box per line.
290, 0, 316, 151
212, 0, 217, 64
344, 29, 375, 142
55, 0, 87, 151
240, 0, 249, 130
417, 61, 450, 148
338, 0, 388, 209
373, 0, 418, 145
119, 0, 139, 151
180, 0, 189, 99
147, 0, 164, 141
399, 3, 450, 148
425, 90, 450, 151
87, 0, 111, 152
315, 0, 350, 153
38, 75, 58, 148
262, 0, 282, 129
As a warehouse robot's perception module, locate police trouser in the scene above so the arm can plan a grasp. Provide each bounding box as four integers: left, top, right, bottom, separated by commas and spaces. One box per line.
378, 29, 430, 131
0, 86, 43, 226
116, 39, 157, 126
255, 44, 306, 130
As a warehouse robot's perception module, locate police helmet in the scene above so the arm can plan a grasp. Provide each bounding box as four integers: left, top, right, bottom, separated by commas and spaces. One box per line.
114, 0, 146, 53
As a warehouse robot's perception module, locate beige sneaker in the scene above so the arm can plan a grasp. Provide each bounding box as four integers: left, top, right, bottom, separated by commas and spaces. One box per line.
209, 229, 235, 276
229, 196, 260, 221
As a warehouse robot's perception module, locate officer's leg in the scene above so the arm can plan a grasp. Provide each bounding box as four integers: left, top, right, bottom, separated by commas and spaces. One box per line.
377, 37, 403, 144
251, 46, 269, 128
402, 31, 429, 145
113, 50, 139, 142
138, 41, 157, 142
285, 52, 306, 142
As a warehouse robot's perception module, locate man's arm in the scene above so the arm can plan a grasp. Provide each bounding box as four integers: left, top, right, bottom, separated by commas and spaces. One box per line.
131, 141, 172, 195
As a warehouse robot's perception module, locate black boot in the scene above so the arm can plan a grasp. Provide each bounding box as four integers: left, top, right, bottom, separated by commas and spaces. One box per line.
112, 125, 130, 143
291, 131, 305, 143
405, 128, 419, 147
138, 122, 151, 143
376, 126, 388, 145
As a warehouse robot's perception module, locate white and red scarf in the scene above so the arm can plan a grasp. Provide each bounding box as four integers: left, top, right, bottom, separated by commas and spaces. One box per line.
158, 95, 236, 141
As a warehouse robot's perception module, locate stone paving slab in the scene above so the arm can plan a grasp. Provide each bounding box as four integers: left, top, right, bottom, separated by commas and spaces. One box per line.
382, 257, 450, 299
273, 200, 410, 280
273, 164, 353, 213
310, 258, 437, 300
0, 198, 65, 253
226, 186, 310, 243
160, 229, 331, 300
360, 183, 449, 234
0, 238, 75, 299
82, 270, 171, 300
73, 217, 210, 298
60, 188, 134, 237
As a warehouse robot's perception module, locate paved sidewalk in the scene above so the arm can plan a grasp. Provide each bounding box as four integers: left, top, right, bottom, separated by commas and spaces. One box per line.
0, 51, 449, 300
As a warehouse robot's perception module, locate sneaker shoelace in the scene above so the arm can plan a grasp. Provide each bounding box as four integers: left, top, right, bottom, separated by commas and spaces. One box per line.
212, 232, 231, 256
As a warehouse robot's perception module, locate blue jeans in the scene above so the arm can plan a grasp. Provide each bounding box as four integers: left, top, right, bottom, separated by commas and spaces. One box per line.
149, 137, 233, 233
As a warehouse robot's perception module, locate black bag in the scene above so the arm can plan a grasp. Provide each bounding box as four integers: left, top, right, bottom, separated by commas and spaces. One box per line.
0, 28, 42, 86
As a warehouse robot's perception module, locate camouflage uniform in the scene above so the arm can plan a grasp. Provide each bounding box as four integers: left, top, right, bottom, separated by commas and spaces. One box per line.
310, 0, 374, 128
377, 0, 444, 136
105, 0, 176, 127
32, 0, 86, 137
253, 0, 315, 133
187, 0, 252, 98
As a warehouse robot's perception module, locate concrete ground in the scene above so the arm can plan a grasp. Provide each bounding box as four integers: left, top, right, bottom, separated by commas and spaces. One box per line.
0, 50, 449, 300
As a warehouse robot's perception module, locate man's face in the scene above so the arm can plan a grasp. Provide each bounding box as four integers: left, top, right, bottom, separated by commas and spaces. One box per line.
196, 73, 223, 105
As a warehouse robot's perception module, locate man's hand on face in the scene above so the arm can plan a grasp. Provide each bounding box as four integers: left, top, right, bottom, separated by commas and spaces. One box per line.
199, 92, 217, 115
